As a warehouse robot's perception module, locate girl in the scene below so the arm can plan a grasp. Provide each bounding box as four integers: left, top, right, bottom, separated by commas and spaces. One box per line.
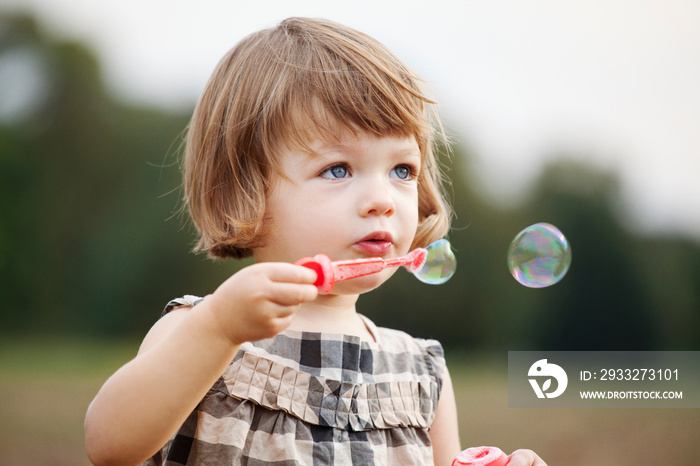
85, 17, 546, 466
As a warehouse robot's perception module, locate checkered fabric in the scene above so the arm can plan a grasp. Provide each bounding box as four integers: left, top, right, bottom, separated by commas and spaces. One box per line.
142, 296, 446, 465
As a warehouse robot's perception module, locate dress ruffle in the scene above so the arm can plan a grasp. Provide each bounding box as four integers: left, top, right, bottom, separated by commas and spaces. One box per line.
217, 349, 438, 432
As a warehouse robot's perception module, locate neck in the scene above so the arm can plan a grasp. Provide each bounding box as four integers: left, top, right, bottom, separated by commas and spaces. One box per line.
288, 293, 374, 341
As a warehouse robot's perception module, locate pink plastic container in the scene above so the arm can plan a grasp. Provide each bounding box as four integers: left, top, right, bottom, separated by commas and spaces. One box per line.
452, 446, 508, 466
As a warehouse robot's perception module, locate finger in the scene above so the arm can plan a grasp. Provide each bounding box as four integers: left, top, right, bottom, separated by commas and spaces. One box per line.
507, 450, 548, 466
262, 262, 318, 285
269, 282, 319, 306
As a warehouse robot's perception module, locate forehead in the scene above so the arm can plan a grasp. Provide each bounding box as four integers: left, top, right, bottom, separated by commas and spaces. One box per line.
310, 130, 420, 159
279, 106, 421, 158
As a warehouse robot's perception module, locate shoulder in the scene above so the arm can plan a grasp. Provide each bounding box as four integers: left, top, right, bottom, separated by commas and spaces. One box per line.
369, 322, 447, 385
373, 323, 445, 359
138, 296, 204, 354
162, 295, 206, 316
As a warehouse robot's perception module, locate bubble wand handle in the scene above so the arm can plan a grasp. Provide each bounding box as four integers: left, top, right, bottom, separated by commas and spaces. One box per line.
295, 248, 427, 295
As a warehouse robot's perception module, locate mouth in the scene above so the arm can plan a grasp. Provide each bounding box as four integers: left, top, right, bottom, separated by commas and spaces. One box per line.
354, 231, 394, 255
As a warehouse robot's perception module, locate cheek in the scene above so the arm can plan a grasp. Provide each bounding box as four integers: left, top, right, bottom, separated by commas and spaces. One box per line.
402, 192, 420, 227
298, 188, 349, 222
276, 193, 344, 242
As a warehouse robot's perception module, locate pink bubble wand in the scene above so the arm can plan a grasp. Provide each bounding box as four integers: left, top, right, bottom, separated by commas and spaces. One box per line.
295, 247, 428, 294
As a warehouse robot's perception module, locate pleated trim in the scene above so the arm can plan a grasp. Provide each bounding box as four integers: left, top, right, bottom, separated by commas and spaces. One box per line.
218, 351, 438, 432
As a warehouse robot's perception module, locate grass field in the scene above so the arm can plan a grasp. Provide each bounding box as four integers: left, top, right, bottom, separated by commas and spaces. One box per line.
1, 339, 697, 465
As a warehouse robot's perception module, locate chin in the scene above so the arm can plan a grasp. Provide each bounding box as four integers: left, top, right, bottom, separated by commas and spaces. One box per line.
332, 270, 395, 295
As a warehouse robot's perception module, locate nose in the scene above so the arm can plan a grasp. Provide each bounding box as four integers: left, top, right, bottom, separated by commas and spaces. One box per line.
359, 177, 395, 217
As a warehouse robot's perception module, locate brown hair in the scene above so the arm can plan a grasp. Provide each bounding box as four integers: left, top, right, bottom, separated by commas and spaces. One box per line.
184, 17, 452, 259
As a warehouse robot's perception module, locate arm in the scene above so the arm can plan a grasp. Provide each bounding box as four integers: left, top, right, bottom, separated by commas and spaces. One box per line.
85, 262, 318, 466
430, 366, 462, 466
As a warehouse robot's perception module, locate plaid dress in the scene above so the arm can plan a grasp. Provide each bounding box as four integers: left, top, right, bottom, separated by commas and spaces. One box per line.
143, 296, 446, 465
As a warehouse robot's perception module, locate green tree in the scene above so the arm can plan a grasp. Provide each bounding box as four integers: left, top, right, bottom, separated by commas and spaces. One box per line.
0, 12, 236, 337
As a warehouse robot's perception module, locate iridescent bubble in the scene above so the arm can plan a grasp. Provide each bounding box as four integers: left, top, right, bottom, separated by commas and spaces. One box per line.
507, 223, 571, 288
414, 239, 457, 284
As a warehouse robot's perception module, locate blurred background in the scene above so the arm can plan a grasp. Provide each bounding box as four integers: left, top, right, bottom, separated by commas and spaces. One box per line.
1, 1, 698, 464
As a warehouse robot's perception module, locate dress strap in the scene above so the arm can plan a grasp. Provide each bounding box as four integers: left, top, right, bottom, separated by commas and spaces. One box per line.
162, 295, 205, 316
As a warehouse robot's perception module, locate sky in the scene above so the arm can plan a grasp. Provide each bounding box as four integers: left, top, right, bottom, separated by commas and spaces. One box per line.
3, 0, 700, 238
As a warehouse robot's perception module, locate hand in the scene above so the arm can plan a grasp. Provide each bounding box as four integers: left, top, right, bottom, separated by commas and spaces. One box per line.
507, 449, 548, 466
205, 262, 319, 345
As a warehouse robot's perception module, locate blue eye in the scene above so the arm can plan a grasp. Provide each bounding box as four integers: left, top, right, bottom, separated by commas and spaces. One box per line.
321, 164, 349, 179
391, 164, 415, 180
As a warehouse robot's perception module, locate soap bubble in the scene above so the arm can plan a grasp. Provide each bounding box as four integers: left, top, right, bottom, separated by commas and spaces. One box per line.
414, 239, 457, 284
507, 223, 571, 288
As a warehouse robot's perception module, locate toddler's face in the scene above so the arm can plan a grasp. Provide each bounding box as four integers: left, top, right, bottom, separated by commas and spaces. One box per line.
254, 129, 421, 294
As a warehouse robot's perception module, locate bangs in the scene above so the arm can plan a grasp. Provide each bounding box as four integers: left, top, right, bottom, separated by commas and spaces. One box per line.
257, 18, 439, 162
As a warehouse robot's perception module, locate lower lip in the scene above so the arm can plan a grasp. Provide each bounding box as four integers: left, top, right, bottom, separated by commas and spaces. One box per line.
354, 240, 392, 255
